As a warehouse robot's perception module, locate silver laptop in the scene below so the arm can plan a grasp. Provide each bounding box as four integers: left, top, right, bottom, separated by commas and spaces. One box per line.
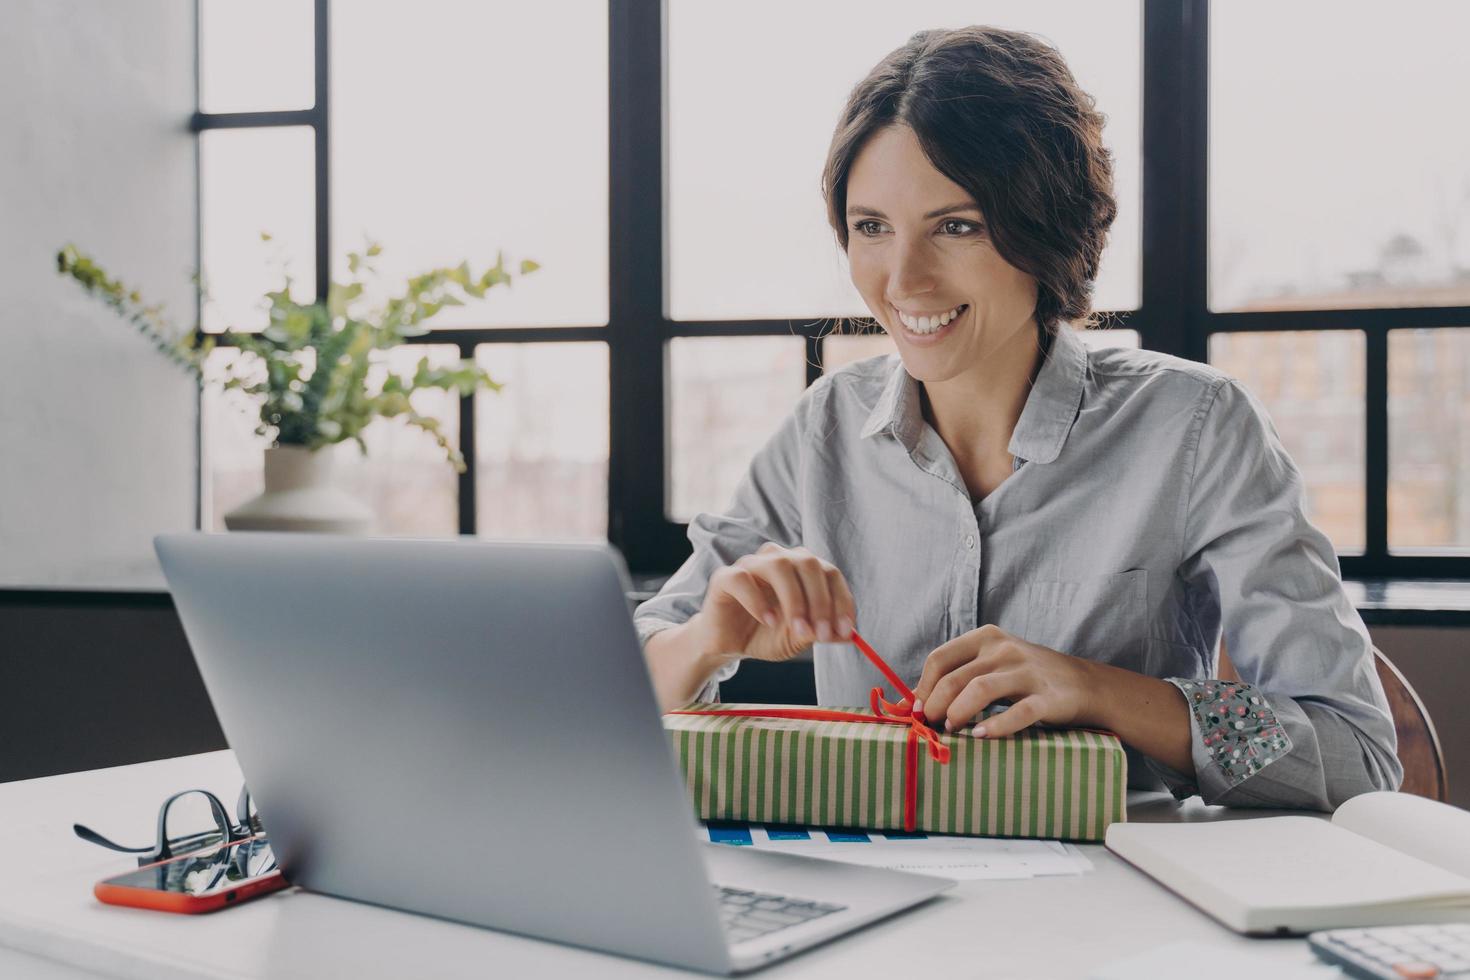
155, 533, 953, 974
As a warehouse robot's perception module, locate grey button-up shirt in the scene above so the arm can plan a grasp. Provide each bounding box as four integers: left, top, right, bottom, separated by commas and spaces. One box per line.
634, 325, 1402, 811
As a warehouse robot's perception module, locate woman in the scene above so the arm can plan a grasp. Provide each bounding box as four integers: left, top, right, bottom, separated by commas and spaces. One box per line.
636, 26, 1400, 811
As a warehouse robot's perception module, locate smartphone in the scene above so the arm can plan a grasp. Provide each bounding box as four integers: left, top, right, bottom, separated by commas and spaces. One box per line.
94, 835, 287, 913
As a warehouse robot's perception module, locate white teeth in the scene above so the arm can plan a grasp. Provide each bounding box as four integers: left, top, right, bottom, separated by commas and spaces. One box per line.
895, 304, 965, 334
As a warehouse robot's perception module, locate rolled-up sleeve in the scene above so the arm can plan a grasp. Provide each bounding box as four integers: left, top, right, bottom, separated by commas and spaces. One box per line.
1163, 379, 1402, 810
632, 390, 812, 700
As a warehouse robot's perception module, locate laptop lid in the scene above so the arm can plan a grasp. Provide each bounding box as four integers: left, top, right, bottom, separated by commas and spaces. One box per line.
155, 532, 734, 974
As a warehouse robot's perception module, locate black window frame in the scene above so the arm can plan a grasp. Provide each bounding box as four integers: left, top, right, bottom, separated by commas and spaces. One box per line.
192, 0, 1470, 580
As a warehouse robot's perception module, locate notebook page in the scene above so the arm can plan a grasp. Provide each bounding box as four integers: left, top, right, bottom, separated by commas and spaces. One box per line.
1107, 816, 1470, 915
1333, 791, 1470, 878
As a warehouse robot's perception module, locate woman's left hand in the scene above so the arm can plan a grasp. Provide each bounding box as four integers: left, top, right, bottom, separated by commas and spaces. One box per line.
910, 624, 1098, 738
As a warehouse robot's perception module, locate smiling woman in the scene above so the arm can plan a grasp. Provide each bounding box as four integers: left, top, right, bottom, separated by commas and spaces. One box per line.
824, 28, 1117, 345
636, 25, 1401, 814
839, 124, 1042, 500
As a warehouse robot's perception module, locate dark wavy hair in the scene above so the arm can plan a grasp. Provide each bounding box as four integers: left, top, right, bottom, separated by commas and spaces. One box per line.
822, 26, 1117, 335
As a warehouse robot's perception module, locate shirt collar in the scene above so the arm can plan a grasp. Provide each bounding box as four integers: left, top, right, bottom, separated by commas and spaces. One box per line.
860, 324, 1089, 465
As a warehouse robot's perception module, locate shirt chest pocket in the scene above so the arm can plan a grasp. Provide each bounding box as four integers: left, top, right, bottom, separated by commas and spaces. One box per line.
1022, 569, 1149, 664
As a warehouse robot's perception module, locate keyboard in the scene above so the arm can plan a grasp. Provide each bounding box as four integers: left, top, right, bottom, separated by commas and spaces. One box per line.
714, 885, 848, 945
1310, 924, 1470, 979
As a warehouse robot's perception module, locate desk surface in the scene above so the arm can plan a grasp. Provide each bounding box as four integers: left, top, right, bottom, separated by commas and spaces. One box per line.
1, 751, 1342, 980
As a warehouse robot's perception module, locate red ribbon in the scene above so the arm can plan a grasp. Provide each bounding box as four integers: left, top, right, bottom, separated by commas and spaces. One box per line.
667, 629, 951, 833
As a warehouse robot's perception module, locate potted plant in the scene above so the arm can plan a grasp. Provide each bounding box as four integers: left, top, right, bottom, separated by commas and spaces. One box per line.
57, 240, 537, 532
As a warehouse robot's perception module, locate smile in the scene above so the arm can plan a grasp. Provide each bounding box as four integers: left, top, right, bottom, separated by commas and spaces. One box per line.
893, 303, 968, 336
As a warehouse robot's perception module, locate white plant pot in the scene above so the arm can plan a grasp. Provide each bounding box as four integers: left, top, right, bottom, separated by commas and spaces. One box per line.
223, 445, 374, 534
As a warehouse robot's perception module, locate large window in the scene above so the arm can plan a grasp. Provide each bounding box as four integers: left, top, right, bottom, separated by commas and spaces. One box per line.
195, 0, 1470, 578
1205, 0, 1470, 574
197, 0, 609, 537
330, 2, 609, 328
666, 0, 1141, 321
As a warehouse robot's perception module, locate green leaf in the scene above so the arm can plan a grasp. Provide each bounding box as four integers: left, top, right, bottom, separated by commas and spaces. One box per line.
519, 258, 540, 275
328, 281, 364, 318
56, 237, 524, 477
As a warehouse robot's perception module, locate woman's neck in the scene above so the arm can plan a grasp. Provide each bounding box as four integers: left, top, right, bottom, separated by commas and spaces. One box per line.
920, 319, 1045, 486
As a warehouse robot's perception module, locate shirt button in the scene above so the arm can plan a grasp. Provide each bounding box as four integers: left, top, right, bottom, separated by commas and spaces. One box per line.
965, 534, 976, 549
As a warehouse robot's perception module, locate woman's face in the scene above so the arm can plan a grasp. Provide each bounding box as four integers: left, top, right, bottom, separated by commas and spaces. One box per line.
844, 124, 1039, 384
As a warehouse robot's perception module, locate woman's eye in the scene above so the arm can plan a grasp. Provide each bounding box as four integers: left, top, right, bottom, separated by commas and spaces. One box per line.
940, 219, 979, 236
853, 220, 884, 237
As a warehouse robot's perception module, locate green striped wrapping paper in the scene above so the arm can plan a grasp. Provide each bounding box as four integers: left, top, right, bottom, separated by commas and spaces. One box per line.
663, 703, 1127, 842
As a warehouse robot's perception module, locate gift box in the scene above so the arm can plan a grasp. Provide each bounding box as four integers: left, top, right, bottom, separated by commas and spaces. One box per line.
663, 702, 1127, 842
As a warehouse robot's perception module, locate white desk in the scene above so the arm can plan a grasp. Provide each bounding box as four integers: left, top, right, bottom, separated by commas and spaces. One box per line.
0, 751, 1340, 979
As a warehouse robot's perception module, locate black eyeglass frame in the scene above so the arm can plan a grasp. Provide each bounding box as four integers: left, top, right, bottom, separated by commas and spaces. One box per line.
73, 784, 260, 867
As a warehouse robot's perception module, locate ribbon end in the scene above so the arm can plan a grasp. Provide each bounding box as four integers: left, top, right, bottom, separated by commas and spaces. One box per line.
870, 687, 912, 719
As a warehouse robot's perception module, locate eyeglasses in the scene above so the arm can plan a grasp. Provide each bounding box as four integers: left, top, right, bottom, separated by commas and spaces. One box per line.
74, 784, 264, 867
154, 831, 277, 897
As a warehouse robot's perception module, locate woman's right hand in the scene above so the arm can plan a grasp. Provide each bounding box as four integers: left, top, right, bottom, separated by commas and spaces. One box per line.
689, 543, 857, 664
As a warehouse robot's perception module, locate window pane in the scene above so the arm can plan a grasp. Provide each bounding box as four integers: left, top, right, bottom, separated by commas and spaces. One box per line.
1210, 3, 1470, 312
1076, 328, 1140, 352
199, 0, 314, 113
1207, 332, 1365, 554
332, 2, 608, 328
203, 344, 462, 536
668, 337, 807, 521
668, 1, 1142, 319
474, 343, 609, 540
824, 329, 896, 373
337, 345, 462, 536
200, 127, 315, 332
1390, 328, 1470, 552
202, 346, 268, 526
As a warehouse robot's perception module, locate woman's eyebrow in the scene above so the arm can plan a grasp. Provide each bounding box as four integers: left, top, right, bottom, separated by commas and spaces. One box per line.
846, 202, 982, 220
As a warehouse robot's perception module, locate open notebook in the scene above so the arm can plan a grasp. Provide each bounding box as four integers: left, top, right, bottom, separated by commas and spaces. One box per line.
1105, 791, 1470, 934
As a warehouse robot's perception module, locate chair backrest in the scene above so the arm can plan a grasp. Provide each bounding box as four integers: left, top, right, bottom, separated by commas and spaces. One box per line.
1216, 640, 1447, 803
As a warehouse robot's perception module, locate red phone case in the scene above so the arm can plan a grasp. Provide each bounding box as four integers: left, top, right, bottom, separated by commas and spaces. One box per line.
94, 836, 289, 914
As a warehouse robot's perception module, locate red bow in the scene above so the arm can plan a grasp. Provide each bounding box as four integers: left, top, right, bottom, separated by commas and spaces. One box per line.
666, 629, 950, 832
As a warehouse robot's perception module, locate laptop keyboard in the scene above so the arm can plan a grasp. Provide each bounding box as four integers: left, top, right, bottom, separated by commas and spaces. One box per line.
714, 886, 848, 945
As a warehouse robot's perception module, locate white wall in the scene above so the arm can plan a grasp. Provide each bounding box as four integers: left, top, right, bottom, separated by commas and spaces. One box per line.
0, 0, 197, 589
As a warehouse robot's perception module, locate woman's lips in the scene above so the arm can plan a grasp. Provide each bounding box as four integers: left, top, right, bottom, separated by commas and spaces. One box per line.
894, 304, 967, 345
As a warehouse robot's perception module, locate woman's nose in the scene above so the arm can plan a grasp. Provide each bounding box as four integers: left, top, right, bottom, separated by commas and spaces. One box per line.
888, 238, 937, 302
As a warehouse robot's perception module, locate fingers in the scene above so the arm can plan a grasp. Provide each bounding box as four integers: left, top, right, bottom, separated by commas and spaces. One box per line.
940, 670, 1026, 733
788, 550, 837, 641
826, 567, 857, 639
710, 565, 780, 629
745, 553, 816, 643
971, 695, 1043, 740
913, 623, 1007, 703
914, 625, 1021, 729
736, 546, 854, 645
918, 658, 987, 728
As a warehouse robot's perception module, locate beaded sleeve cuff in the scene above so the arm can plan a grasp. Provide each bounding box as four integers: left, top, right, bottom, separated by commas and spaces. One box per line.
1170, 678, 1293, 786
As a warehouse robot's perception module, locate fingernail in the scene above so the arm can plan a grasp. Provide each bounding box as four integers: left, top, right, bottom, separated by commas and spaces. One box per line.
944, 718, 953, 733
838, 617, 853, 638
793, 618, 812, 640
816, 621, 833, 642
763, 612, 779, 628
972, 725, 988, 739
912, 698, 924, 716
